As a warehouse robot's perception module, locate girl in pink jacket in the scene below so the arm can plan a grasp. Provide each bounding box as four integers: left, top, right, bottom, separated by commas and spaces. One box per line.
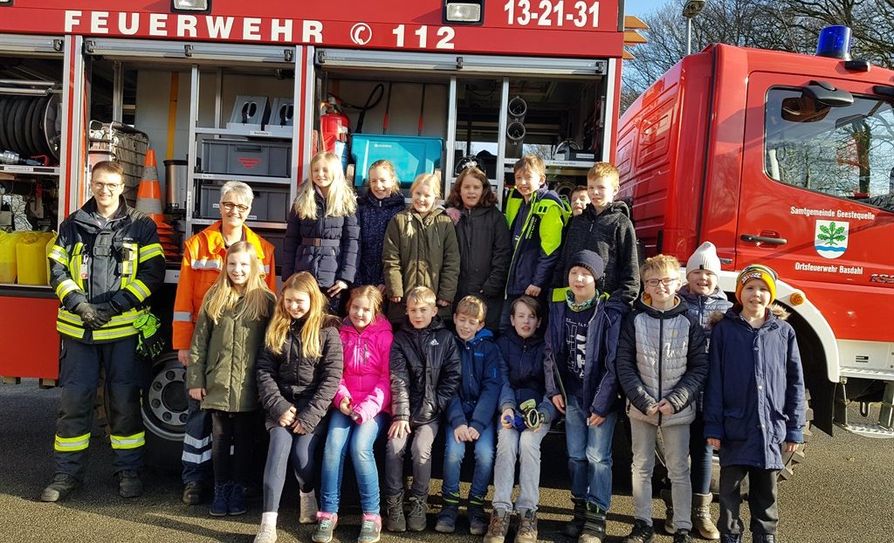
315, 285, 393, 543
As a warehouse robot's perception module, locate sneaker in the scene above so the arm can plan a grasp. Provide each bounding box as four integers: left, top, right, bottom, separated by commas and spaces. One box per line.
182, 481, 204, 505
468, 504, 489, 536
299, 489, 318, 524
229, 483, 247, 515
405, 495, 428, 532
384, 493, 406, 532
435, 504, 458, 533
623, 519, 655, 543
357, 513, 382, 543
720, 535, 741, 543
515, 509, 538, 543
210, 482, 231, 517
673, 530, 693, 543
253, 524, 278, 543
564, 498, 587, 538
753, 535, 776, 543
483, 509, 510, 543
312, 512, 338, 543
117, 470, 143, 499
578, 502, 607, 543
40, 473, 80, 502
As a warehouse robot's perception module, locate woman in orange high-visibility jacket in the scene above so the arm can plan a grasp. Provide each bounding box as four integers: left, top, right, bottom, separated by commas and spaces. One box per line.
172, 181, 276, 505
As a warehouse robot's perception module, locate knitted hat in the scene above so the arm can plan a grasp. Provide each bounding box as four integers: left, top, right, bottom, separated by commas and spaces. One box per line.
686, 241, 722, 277
735, 264, 778, 304
568, 250, 605, 280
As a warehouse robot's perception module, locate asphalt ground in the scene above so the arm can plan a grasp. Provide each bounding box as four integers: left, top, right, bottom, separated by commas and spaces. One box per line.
1, 381, 893, 543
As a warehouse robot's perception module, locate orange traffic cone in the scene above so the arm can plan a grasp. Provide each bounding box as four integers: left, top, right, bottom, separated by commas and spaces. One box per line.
136, 148, 179, 259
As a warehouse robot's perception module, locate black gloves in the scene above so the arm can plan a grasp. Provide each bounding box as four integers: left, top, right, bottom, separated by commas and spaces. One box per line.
74, 302, 116, 329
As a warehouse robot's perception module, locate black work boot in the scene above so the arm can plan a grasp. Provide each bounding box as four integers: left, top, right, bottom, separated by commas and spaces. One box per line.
578, 501, 607, 543
384, 492, 406, 532
117, 470, 143, 498
182, 481, 204, 505
40, 473, 81, 502
563, 497, 587, 537
435, 504, 458, 533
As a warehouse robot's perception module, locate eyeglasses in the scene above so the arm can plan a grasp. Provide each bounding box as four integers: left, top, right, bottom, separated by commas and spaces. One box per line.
645, 277, 679, 288
92, 182, 122, 192
221, 201, 250, 213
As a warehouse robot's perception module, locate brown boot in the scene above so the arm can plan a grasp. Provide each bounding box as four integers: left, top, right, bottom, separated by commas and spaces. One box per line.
483, 508, 510, 543
692, 493, 720, 540
515, 509, 538, 543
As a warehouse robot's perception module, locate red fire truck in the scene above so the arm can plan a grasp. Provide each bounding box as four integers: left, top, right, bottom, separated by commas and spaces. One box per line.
618, 34, 894, 446
0, 0, 628, 444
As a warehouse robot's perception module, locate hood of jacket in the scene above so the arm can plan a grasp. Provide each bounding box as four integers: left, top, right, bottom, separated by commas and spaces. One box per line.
584, 199, 631, 220
634, 294, 690, 320
679, 285, 730, 306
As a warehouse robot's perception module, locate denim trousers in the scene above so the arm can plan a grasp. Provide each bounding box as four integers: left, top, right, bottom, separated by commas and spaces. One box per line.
384, 420, 439, 499
491, 421, 551, 514
319, 411, 388, 514
565, 395, 618, 511
441, 419, 496, 501
630, 418, 692, 530
689, 410, 714, 494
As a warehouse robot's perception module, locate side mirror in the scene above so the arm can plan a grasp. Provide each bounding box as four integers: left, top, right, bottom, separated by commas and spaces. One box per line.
804, 80, 853, 107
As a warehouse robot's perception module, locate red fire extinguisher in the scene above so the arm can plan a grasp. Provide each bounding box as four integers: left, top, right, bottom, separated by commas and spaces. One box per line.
320, 99, 350, 154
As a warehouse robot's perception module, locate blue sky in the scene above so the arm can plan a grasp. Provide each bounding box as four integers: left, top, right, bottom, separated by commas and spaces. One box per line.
623, 0, 673, 17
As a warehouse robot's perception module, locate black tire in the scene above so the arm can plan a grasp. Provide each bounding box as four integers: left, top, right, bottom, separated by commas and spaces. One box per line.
141, 351, 188, 442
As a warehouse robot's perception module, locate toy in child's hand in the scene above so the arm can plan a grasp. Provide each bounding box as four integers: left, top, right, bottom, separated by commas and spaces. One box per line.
503, 399, 544, 431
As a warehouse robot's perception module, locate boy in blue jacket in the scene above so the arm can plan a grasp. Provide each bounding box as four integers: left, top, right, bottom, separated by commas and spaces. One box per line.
544, 250, 629, 543
436, 296, 504, 535
704, 265, 806, 543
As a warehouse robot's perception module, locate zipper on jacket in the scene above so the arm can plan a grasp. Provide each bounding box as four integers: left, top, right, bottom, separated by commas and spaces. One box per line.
657, 314, 664, 426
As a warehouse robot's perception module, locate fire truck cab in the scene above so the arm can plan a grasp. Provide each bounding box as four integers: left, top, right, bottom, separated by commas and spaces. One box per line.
618, 33, 894, 439
0, 0, 628, 444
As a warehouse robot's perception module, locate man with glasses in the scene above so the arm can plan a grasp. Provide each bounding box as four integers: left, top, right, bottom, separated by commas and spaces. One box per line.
42, 161, 165, 502
173, 180, 276, 505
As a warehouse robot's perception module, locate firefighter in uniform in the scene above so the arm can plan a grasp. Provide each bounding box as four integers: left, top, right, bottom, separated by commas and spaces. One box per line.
41, 161, 165, 502
173, 180, 276, 504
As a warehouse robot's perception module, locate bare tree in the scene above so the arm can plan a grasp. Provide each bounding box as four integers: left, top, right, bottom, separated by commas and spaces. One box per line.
622, 0, 894, 108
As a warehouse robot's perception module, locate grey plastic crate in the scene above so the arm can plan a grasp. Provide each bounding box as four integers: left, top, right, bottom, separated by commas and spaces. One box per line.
199, 183, 290, 223
202, 139, 291, 178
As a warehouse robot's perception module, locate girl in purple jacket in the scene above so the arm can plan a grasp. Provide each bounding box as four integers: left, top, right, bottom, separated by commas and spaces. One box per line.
315, 285, 393, 543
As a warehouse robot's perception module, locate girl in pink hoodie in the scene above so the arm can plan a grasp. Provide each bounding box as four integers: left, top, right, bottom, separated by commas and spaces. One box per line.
315, 285, 393, 543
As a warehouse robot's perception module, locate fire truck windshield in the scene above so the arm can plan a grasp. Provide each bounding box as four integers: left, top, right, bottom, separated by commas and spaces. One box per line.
765, 88, 894, 211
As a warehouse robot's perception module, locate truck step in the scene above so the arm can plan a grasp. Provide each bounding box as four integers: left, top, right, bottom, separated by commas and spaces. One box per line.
837, 422, 894, 439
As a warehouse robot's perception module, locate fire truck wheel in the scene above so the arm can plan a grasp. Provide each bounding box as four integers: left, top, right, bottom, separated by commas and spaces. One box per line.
141, 351, 188, 442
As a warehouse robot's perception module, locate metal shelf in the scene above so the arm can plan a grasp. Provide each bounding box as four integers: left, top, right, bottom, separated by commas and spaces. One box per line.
193, 172, 292, 186
195, 126, 293, 139
0, 165, 60, 177
191, 217, 287, 230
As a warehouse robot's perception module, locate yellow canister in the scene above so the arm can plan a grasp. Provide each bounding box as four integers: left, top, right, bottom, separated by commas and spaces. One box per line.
0, 231, 23, 284
16, 233, 50, 285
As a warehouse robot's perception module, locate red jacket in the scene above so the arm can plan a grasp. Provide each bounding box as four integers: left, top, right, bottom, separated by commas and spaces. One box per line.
172, 221, 276, 350
333, 314, 393, 423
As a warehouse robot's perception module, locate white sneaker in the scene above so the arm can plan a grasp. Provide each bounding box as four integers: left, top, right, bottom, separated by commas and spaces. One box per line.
253, 524, 277, 543
299, 490, 318, 524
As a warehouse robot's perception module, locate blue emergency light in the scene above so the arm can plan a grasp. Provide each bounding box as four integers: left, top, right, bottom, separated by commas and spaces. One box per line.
816, 25, 852, 60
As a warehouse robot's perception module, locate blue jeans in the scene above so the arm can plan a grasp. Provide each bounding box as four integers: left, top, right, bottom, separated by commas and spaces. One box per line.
320, 411, 387, 514
565, 395, 617, 511
441, 420, 496, 502
690, 411, 713, 494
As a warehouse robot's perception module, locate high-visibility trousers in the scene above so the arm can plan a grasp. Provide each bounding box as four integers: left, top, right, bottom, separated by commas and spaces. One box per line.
53, 335, 146, 479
